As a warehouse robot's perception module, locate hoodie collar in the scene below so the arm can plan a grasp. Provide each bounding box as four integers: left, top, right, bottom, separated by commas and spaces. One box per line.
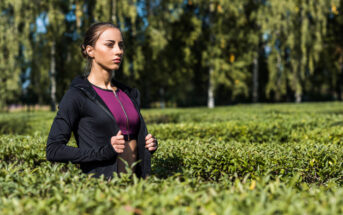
70, 74, 132, 99
70, 74, 141, 119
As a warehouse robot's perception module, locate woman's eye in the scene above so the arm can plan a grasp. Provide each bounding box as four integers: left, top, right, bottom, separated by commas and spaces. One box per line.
106, 43, 114, 47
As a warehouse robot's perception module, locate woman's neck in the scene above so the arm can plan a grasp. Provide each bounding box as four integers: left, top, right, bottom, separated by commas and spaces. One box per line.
87, 64, 114, 90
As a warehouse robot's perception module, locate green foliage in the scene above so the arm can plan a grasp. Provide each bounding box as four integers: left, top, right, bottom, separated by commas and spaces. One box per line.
1, 103, 343, 213
0, 0, 37, 109
258, 0, 340, 101
2, 0, 343, 107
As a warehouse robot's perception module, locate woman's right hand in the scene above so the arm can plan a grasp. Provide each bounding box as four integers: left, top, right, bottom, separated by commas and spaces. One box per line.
111, 130, 125, 153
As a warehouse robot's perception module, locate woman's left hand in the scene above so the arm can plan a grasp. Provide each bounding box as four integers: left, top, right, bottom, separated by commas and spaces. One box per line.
145, 134, 158, 151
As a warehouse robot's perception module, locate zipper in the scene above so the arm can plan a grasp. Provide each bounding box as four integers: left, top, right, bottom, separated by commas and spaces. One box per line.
113, 89, 130, 140
79, 87, 117, 124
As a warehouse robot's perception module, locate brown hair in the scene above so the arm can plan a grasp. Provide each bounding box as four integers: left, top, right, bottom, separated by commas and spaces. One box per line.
80, 22, 120, 76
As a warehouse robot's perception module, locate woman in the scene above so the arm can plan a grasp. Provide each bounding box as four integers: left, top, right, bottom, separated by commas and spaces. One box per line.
46, 22, 158, 180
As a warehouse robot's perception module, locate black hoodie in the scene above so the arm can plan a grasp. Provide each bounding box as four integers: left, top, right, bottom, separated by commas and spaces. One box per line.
46, 75, 157, 179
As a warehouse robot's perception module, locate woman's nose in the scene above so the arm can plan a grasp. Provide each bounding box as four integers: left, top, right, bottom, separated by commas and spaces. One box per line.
114, 44, 123, 55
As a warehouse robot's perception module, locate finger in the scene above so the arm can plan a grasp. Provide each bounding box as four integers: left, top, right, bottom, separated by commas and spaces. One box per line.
115, 130, 124, 140
148, 146, 157, 151
111, 136, 116, 144
111, 139, 125, 146
116, 145, 125, 149
116, 139, 125, 145
145, 138, 154, 145
116, 134, 124, 140
145, 142, 155, 148
145, 133, 152, 140
116, 149, 123, 153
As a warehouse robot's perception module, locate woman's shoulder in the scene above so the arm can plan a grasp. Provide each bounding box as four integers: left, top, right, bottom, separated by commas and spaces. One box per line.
128, 88, 141, 108
130, 88, 140, 99
62, 75, 90, 102
58, 87, 85, 111
64, 86, 85, 99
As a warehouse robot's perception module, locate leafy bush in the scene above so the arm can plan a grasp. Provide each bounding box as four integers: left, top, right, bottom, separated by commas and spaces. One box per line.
2, 103, 343, 214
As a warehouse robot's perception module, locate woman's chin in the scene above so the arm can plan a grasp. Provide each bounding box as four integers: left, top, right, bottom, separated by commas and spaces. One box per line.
111, 64, 121, 70
103, 65, 120, 71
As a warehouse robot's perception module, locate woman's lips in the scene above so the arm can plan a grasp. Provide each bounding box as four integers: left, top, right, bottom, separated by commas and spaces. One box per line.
113, 59, 121, 63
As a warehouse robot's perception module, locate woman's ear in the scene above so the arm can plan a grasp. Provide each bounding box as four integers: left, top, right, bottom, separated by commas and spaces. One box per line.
86, 45, 94, 58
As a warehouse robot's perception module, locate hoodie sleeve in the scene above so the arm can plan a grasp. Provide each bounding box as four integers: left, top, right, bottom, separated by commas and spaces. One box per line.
46, 88, 117, 164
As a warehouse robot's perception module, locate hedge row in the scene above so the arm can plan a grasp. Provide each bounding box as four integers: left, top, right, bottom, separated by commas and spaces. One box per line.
1, 103, 343, 214
1, 131, 343, 184
2, 160, 343, 214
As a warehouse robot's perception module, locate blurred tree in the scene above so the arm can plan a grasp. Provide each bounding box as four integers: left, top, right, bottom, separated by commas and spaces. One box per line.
247, 0, 265, 103
2, 0, 343, 110
37, 0, 67, 111
127, 0, 201, 107
321, 0, 343, 100
192, 0, 260, 107
258, 0, 339, 102
0, 0, 39, 111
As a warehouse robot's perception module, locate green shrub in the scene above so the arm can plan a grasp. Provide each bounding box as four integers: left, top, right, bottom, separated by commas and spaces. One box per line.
2, 103, 343, 214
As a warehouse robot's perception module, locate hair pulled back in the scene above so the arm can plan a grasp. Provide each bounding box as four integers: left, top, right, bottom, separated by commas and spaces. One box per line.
80, 22, 119, 76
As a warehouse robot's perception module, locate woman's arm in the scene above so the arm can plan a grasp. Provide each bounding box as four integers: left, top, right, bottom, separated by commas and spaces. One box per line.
46, 88, 117, 164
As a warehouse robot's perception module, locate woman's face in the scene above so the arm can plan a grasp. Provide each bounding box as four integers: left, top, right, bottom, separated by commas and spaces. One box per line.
87, 27, 124, 71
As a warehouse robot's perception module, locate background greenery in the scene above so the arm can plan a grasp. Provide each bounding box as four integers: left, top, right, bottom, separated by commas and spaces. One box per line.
2, 1, 343, 213
1, 103, 343, 214
2, 0, 343, 110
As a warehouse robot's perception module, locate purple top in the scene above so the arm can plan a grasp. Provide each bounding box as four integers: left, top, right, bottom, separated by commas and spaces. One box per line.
91, 84, 140, 135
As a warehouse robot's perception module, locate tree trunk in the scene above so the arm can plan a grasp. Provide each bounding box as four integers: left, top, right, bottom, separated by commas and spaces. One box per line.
159, 87, 165, 108
75, 0, 81, 28
252, 55, 259, 103
275, 53, 282, 101
144, 0, 151, 108
337, 61, 343, 101
110, 0, 117, 24
50, 41, 56, 112
295, 59, 302, 103
295, 91, 302, 103
207, 67, 214, 108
